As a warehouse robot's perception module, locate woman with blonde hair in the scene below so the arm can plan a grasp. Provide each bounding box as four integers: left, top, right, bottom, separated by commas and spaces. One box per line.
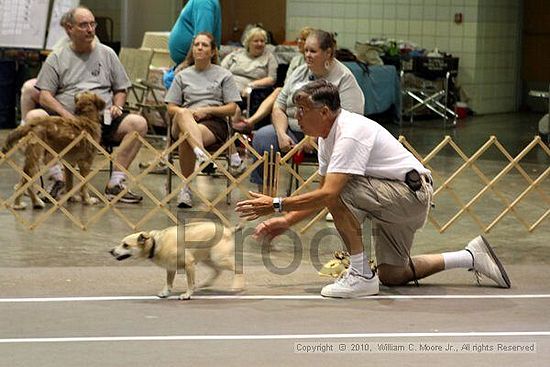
234, 26, 315, 133
221, 26, 277, 94
221, 26, 277, 132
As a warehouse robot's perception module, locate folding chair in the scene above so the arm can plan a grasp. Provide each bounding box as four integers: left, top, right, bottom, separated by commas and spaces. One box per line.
119, 47, 168, 137
118, 48, 153, 112
401, 56, 458, 127
140, 32, 175, 70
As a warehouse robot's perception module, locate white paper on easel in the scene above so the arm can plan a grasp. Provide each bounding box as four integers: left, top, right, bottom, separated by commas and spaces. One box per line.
0, 0, 49, 49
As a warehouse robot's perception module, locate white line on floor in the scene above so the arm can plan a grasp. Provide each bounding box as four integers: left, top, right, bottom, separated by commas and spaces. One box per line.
1, 331, 549, 344
0, 294, 549, 303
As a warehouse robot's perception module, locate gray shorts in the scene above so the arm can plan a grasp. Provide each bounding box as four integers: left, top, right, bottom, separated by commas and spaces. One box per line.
340, 175, 433, 267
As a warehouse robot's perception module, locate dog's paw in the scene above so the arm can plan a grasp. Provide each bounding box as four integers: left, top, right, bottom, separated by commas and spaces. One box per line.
178, 292, 192, 300
32, 198, 46, 209
198, 278, 215, 289
230, 275, 245, 292
230, 287, 245, 294
157, 288, 172, 298
84, 197, 99, 206
12, 202, 28, 210
69, 195, 82, 203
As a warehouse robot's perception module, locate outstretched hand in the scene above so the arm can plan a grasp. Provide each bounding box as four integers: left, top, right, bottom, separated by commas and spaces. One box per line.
235, 191, 274, 221
253, 217, 291, 243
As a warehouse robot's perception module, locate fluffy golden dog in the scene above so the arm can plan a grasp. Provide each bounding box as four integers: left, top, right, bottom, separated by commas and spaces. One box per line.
110, 223, 245, 300
2, 92, 105, 209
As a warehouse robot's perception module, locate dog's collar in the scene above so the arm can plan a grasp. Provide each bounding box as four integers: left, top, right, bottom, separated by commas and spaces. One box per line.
148, 238, 156, 259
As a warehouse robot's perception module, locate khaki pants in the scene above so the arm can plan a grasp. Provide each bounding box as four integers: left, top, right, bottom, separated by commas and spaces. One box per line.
340, 175, 433, 266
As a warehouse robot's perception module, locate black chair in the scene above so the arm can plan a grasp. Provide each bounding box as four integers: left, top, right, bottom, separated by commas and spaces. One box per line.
243, 85, 275, 130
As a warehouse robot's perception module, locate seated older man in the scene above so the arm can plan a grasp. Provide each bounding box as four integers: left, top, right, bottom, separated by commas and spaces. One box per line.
27, 6, 147, 203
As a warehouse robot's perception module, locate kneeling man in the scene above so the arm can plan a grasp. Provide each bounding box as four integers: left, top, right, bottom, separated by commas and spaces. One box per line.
236, 79, 510, 298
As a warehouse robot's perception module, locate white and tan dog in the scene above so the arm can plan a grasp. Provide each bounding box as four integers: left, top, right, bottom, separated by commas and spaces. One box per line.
110, 222, 244, 300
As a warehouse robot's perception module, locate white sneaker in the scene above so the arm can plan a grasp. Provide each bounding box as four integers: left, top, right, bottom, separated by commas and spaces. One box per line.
321, 269, 379, 298
465, 235, 511, 288
325, 212, 334, 222
196, 154, 217, 174
177, 188, 193, 208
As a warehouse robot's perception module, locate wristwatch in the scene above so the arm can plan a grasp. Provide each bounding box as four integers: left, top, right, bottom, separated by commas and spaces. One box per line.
272, 197, 283, 213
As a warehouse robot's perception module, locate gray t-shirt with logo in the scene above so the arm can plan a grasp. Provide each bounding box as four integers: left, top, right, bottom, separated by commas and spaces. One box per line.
220, 49, 278, 92
164, 64, 242, 108
36, 43, 131, 113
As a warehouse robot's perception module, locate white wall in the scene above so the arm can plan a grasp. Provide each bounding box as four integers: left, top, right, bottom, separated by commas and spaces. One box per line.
474, 0, 521, 114
286, 0, 521, 114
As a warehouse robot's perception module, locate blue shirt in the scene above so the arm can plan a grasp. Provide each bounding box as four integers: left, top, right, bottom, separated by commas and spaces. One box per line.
168, 0, 222, 65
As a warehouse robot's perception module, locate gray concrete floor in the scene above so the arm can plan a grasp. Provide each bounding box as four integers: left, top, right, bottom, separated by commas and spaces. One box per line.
0, 112, 549, 366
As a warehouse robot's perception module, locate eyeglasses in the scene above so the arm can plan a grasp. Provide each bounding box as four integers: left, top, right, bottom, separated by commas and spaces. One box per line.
296, 105, 322, 118
75, 21, 97, 30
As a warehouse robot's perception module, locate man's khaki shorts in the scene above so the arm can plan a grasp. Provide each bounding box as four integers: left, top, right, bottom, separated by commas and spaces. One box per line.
340, 175, 433, 267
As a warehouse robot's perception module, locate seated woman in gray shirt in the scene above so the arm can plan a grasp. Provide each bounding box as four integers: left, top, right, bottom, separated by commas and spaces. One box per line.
250, 29, 365, 187
165, 32, 242, 208
221, 27, 277, 94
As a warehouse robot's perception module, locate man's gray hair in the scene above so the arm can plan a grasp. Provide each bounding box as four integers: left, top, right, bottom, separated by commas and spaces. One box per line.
60, 11, 72, 28
292, 79, 341, 111
63, 6, 93, 26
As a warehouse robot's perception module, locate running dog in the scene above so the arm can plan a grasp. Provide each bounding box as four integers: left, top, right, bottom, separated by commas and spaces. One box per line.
110, 223, 245, 300
2, 92, 105, 209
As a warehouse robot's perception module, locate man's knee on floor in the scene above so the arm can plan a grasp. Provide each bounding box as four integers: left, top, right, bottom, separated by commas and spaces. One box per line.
377, 264, 411, 286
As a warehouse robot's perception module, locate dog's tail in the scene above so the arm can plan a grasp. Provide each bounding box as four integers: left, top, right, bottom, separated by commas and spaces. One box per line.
1, 124, 34, 154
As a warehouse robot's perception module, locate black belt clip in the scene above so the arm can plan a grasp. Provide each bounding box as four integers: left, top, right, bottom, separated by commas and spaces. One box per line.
405, 169, 422, 192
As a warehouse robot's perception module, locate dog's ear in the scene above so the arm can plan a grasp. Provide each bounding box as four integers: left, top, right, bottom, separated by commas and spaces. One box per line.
137, 232, 151, 246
